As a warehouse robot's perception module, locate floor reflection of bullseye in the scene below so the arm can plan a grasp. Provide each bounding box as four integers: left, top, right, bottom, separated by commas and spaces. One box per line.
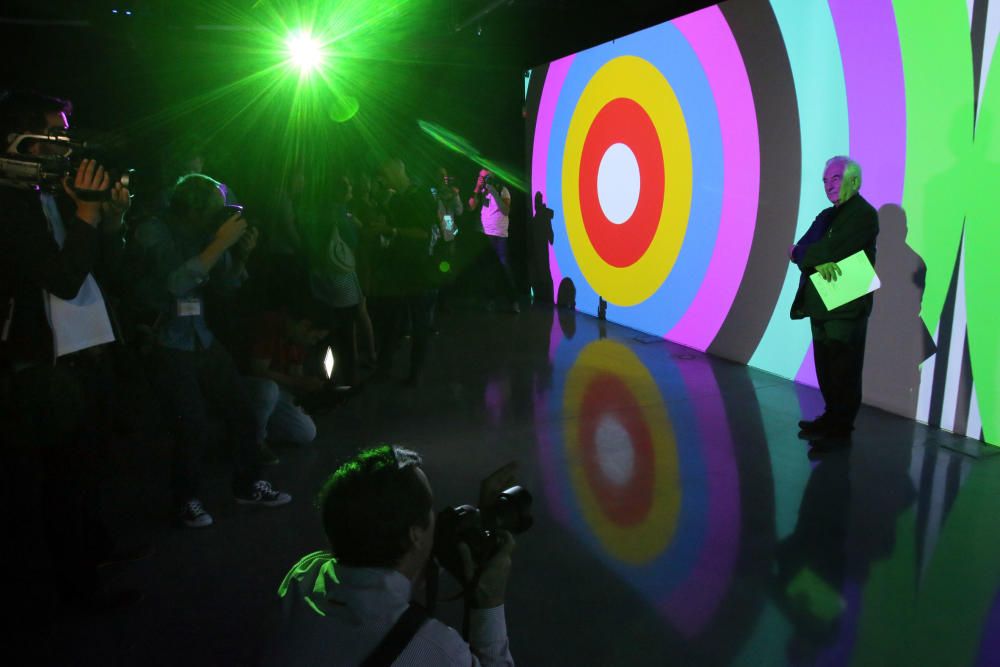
595, 415, 636, 487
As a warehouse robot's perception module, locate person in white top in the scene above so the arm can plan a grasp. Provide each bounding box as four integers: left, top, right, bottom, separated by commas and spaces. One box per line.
468, 169, 520, 313
264, 445, 516, 666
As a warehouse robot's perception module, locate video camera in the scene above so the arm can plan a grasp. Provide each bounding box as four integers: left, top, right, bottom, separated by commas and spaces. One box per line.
1, 131, 133, 197
433, 485, 533, 579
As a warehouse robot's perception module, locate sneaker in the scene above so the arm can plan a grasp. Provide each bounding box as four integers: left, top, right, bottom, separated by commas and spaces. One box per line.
258, 442, 280, 466
179, 499, 214, 528
235, 480, 292, 507
511, 302, 521, 314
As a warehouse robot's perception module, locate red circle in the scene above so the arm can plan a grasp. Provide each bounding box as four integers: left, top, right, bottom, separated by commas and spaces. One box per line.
578, 373, 655, 526
578, 98, 665, 268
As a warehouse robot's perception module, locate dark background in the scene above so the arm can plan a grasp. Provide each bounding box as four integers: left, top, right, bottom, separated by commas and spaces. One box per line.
0, 0, 715, 183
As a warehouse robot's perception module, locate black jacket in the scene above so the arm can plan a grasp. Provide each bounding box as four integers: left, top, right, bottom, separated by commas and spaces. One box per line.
0, 186, 124, 368
790, 194, 879, 321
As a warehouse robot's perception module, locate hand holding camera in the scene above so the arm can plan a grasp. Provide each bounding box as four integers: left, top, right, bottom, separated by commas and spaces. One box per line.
458, 529, 516, 609
433, 461, 531, 609
213, 208, 248, 250
63, 158, 110, 225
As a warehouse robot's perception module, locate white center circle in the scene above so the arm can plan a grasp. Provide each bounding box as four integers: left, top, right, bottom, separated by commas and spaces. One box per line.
597, 143, 641, 225
595, 415, 635, 486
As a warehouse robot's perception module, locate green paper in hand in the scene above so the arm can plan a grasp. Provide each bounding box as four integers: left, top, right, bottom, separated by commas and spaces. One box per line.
810, 250, 881, 311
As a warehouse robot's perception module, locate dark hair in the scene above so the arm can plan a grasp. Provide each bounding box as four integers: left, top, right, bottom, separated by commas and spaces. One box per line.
319, 445, 432, 568
167, 173, 223, 226
0, 90, 73, 144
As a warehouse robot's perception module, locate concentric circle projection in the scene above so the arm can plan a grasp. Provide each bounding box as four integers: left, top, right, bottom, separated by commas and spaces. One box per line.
533, 333, 768, 653
539, 17, 735, 333
562, 55, 692, 304
561, 340, 679, 564
581, 99, 665, 266
597, 143, 641, 225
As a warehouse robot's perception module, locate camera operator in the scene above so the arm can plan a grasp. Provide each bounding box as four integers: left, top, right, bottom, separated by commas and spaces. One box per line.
0, 91, 139, 620
265, 445, 516, 666
130, 173, 291, 528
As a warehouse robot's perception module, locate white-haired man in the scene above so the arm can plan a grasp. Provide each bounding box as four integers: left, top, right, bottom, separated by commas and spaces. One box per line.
789, 156, 879, 441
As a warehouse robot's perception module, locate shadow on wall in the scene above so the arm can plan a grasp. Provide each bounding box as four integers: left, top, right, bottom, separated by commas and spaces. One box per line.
863, 204, 934, 418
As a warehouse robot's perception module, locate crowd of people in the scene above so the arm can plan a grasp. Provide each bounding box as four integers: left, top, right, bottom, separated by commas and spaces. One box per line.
0, 90, 541, 661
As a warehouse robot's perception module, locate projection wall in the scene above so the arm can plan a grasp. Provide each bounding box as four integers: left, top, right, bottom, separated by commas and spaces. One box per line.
525, 0, 999, 445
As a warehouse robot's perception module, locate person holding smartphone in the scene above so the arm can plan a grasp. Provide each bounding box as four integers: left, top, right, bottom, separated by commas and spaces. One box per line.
432, 167, 463, 314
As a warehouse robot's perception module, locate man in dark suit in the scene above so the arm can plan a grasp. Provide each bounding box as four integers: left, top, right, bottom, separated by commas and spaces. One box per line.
789, 156, 879, 440
0, 91, 137, 625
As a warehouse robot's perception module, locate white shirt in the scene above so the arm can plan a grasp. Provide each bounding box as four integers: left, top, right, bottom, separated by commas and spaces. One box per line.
41, 194, 115, 356
480, 186, 510, 238
264, 552, 514, 667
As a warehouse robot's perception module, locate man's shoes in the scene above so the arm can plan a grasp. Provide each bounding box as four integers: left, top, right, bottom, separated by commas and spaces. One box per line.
798, 415, 828, 432
235, 480, 292, 507
179, 499, 214, 528
798, 421, 854, 441
258, 442, 281, 466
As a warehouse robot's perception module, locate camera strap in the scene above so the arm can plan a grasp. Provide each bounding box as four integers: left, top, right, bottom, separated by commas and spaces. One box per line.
359, 603, 429, 667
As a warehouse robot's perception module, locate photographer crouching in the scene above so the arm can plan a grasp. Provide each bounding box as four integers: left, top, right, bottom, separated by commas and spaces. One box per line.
130, 173, 291, 528
265, 446, 523, 666
0, 91, 140, 629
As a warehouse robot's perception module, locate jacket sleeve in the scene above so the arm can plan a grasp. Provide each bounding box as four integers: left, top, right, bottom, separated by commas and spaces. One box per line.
10, 193, 101, 300
791, 209, 833, 266
133, 219, 209, 300
800, 202, 878, 269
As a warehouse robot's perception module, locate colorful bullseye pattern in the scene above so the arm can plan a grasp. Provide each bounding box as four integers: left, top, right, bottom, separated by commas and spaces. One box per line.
534, 335, 755, 643
530, 2, 999, 445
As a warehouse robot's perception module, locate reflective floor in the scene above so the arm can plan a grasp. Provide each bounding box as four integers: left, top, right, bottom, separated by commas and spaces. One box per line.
51, 306, 1000, 666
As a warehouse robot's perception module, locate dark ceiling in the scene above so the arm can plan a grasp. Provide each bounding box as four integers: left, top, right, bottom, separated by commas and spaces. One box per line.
1, 0, 720, 71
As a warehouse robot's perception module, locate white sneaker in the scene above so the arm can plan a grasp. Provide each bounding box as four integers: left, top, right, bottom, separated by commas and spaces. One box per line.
235, 480, 292, 507
179, 499, 214, 528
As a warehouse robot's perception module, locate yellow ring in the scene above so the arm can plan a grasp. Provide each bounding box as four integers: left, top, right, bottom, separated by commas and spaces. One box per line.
563, 340, 680, 565
562, 56, 693, 306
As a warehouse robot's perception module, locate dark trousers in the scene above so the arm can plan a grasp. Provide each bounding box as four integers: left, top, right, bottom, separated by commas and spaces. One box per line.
811, 317, 869, 427
487, 235, 518, 304
3, 348, 116, 619
373, 291, 435, 381
151, 342, 260, 503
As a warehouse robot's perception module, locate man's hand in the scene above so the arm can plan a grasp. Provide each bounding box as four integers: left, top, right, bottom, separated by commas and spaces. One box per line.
458, 530, 516, 609
479, 462, 518, 511
815, 261, 841, 282
213, 211, 248, 250
64, 158, 110, 225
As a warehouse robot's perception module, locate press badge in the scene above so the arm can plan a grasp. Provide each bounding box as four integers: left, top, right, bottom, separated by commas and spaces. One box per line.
176, 298, 202, 317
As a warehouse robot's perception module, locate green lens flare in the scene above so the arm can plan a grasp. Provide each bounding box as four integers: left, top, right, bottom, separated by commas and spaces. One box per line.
438, 260, 452, 273
286, 31, 325, 74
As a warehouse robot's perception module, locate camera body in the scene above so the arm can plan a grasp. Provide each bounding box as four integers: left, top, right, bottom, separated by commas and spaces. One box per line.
433, 485, 533, 579
0, 132, 133, 196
